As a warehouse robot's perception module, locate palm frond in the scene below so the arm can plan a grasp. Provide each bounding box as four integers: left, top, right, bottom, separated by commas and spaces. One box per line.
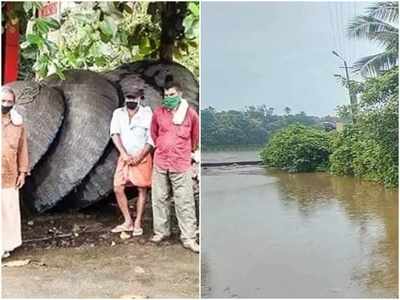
367, 2, 398, 23
347, 16, 398, 48
353, 52, 398, 77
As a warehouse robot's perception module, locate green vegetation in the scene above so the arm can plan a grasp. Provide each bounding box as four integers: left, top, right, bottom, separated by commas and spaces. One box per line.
260, 67, 398, 187
329, 67, 398, 187
347, 2, 398, 77
258, 2, 398, 187
201, 105, 336, 150
260, 125, 331, 172
2, 2, 199, 80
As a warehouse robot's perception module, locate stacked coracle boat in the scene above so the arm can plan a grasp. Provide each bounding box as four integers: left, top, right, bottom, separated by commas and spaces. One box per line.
6, 60, 198, 213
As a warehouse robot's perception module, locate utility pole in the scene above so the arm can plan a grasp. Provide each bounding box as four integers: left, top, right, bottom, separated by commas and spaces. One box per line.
332, 50, 358, 124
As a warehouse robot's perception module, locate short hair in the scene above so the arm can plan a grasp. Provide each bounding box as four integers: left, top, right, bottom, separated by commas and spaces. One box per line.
164, 81, 182, 92
1, 86, 16, 100
126, 89, 144, 100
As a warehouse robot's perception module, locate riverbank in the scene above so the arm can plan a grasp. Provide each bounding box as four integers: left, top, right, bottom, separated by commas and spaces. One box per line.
202, 145, 262, 152
202, 149, 261, 164
204, 147, 397, 188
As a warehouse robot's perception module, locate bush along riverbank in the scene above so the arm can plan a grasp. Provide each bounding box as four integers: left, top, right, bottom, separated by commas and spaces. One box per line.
260, 125, 331, 172
260, 68, 398, 188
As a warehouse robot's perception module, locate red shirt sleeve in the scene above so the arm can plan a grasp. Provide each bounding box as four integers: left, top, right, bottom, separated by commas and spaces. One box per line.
150, 110, 159, 146
190, 109, 199, 151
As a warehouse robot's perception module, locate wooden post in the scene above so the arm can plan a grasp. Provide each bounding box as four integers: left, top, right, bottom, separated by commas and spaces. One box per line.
3, 3, 20, 84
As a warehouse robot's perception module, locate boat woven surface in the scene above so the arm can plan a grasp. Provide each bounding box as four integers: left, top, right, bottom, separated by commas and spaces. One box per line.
6, 81, 65, 170
112, 60, 199, 108
27, 70, 119, 212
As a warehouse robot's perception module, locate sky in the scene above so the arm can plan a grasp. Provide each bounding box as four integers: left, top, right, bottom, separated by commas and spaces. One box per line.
201, 1, 383, 116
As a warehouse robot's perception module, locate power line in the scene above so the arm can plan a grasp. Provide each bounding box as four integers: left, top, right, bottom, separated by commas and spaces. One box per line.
339, 1, 347, 62
334, 2, 344, 62
352, 1, 357, 64
328, 2, 338, 53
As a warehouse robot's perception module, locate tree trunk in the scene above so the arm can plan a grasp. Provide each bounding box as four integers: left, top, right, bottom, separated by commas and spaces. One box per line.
159, 2, 187, 62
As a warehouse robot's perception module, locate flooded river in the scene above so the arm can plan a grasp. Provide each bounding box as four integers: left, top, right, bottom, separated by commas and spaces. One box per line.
201, 151, 398, 298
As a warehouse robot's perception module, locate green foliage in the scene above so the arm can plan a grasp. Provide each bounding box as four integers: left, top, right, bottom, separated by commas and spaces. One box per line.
8, 1, 199, 80
201, 105, 334, 150
335, 104, 353, 123
329, 126, 355, 176
260, 124, 331, 172
330, 68, 398, 187
330, 3, 399, 186
347, 2, 398, 77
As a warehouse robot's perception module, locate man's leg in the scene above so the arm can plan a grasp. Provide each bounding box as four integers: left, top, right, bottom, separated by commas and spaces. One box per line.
113, 185, 133, 229
151, 168, 172, 239
133, 187, 147, 230
170, 170, 197, 244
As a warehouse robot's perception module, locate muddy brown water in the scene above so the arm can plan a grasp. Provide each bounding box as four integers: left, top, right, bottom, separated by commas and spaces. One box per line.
201, 151, 398, 298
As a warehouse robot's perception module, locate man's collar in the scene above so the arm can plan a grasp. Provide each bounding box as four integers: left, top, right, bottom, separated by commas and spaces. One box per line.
3, 109, 23, 126
123, 105, 141, 113
2, 114, 11, 126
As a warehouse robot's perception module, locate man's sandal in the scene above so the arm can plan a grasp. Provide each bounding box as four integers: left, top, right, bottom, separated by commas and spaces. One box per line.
132, 228, 143, 237
111, 224, 134, 233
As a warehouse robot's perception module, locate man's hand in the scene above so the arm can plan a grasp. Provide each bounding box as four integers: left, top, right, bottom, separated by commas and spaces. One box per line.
129, 154, 142, 166
16, 173, 26, 189
121, 152, 131, 163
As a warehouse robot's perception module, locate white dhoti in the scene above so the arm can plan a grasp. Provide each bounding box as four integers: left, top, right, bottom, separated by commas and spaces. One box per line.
2, 188, 22, 254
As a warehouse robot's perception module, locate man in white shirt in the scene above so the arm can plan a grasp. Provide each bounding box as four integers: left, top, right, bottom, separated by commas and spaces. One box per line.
110, 89, 153, 236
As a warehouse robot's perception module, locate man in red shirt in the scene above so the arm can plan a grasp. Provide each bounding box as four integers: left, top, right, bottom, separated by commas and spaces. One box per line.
150, 81, 199, 253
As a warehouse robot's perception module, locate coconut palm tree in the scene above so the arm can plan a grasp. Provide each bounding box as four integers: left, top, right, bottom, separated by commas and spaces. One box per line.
348, 2, 398, 77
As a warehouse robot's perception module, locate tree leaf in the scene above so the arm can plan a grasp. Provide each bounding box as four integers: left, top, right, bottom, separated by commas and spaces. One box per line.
122, 3, 133, 14
43, 17, 60, 30
99, 21, 112, 37
23, 2, 33, 13
20, 41, 30, 49
26, 33, 44, 47
95, 56, 107, 66
34, 19, 50, 34
188, 2, 199, 17
99, 16, 117, 38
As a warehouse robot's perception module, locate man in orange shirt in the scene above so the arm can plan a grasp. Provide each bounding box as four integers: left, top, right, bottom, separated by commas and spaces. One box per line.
1, 86, 29, 258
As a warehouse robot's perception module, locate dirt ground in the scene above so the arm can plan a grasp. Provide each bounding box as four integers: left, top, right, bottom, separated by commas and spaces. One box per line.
2, 197, 199, 298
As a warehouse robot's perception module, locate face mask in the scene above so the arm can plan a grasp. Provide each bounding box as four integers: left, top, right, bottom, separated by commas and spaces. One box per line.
126, 101, 138, 110
2, 105, 13, 114
162, 96, 181, 109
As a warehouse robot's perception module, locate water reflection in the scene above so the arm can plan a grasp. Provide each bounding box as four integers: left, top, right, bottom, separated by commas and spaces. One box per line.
272, 170, 398, 297
202, 165, 398, 298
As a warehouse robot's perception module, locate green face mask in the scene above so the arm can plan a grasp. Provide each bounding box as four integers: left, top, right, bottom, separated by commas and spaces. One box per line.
162, 95, 181, 109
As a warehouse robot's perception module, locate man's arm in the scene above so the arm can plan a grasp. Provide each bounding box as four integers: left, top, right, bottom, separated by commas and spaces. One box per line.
131, 143, 153, 165
150, 111, 159, 147
110, 110, 130, 162
16, 126, 29, 188
111, 134, 130, 162
190, 109, 199, 152
132, 108, 154, 165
